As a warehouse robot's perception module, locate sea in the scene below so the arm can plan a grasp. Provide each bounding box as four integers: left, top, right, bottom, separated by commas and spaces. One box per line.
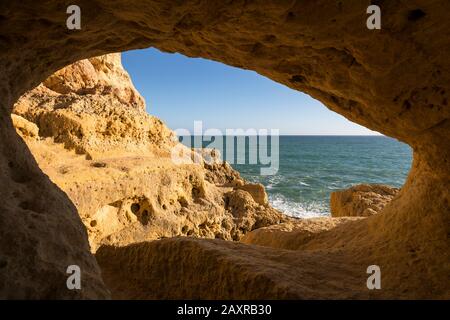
180, 135, 412, 218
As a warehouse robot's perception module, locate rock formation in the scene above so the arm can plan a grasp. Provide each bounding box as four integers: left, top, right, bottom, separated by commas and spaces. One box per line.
96, 236, 370, 299
12, 53, 287, 253
330, 184, 399, 217
241, 217, 363, 250
0, 1, 449, 299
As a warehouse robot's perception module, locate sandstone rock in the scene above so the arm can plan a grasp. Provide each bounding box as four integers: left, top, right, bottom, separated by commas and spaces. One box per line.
12, 54, 287, 252
330, 184, 399, 217
13, 53, 174, 159
237, 183, 268, 206
1, 1, 449, 299
42, 53, 145, 109
203, 160, 242, 186
241, 217, 362, 250
222, 189, 282, 240
96, 237, 371, 299
11, 114, 39, 138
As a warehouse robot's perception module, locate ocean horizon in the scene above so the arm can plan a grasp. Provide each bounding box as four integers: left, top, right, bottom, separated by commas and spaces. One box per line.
181, 135, 412, 218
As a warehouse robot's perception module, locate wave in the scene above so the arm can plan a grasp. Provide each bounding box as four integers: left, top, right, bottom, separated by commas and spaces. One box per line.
268, 194, 329, 218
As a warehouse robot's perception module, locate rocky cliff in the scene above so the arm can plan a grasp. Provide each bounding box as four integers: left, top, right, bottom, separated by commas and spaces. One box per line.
1, 1, 449, 299
12, 53, 287, 253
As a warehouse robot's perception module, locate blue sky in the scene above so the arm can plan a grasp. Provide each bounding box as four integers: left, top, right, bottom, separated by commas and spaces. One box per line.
122, 48, 380, 135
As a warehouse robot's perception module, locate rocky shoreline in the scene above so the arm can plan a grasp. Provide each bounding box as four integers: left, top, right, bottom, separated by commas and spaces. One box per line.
13, 54, 291, 253
2, 1, 449, 299
9, 53, 409, 299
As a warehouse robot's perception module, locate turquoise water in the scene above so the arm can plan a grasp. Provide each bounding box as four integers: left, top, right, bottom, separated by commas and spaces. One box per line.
181, 136, 412, 218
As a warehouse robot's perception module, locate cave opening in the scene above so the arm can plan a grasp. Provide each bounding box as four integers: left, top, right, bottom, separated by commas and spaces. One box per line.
2, 1, 449, 299
120, 47, 413, 218
9, 49, 416, 298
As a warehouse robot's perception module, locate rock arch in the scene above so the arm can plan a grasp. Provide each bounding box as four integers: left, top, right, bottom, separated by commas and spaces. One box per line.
0, 1, 448, 298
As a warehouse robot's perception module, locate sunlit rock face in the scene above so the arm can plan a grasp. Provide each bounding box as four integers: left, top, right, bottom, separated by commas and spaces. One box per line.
12, 53, 287, 253
0, 1, 449, 299
330, 184, 399, 217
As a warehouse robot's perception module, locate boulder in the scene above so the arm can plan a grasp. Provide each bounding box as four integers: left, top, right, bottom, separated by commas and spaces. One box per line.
330, 184, 399, 217
237, 183, 269, 206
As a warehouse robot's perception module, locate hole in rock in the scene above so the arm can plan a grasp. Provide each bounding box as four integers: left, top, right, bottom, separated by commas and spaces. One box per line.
9, 43, 419, 299
130, 203, 140, 214
4, 0, 449, 299
121, 48, 413, 219
92, 162, 107, 168
140, 210, 150, 226
0, 258, 7, 269
408, 9, 426, 21
178, 197, 189, 208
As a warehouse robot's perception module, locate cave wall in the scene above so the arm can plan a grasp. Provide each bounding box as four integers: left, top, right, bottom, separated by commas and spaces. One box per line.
0, 0, 448, 298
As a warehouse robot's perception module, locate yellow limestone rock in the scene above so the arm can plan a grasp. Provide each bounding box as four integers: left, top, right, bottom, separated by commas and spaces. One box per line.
330, 184, 399, 217
13, 54, 287, 253
1, 1, 449, 299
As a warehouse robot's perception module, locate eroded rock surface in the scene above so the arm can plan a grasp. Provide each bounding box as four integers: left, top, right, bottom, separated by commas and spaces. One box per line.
13, 54, 170, 159
241, 217, 363, 250
12, 54, 287, 252
330, 184, 399, 217
96, 237, 371, 299
1, 1, 449, 299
